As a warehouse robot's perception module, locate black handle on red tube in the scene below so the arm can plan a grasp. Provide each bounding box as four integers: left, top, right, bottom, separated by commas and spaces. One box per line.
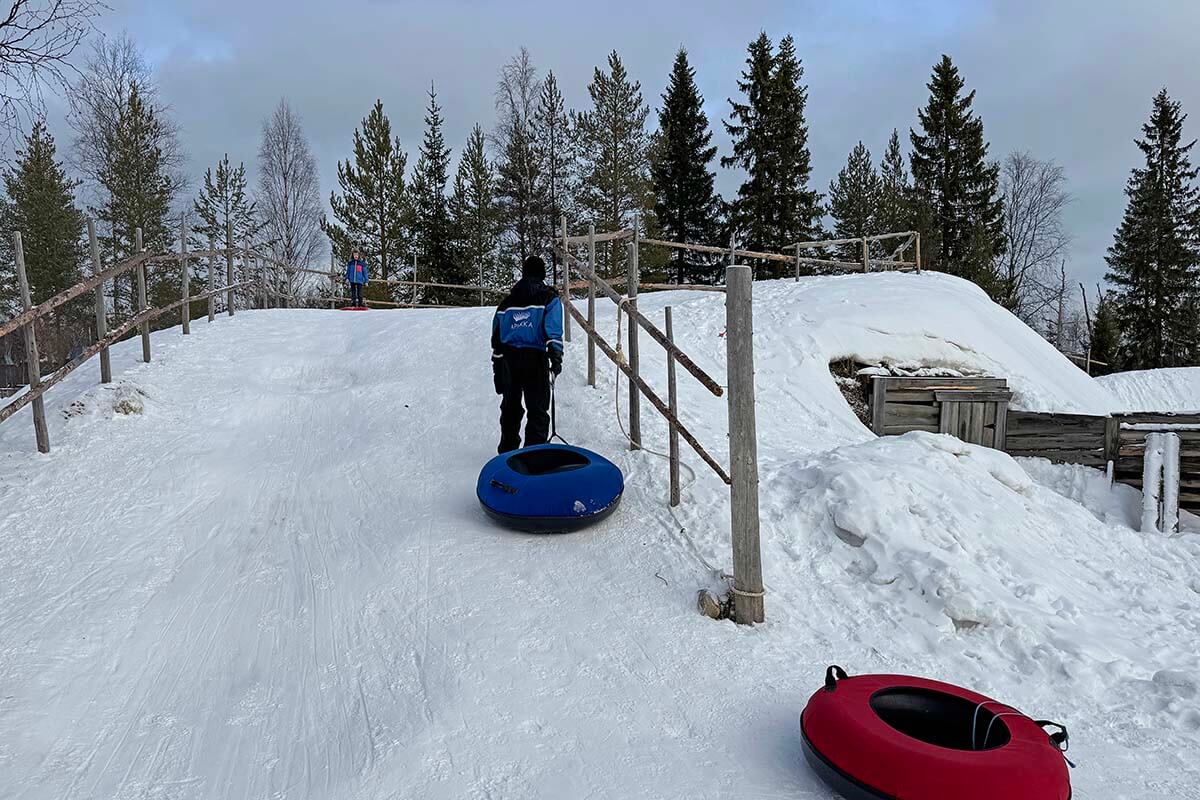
824, 665, 848, 692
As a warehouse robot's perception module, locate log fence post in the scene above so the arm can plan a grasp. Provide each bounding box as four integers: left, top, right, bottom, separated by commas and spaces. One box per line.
136, 227, 151, 359
862, 237, 870, 272
626, 237, 641, 450
561, 215, 571, 343
795, 243, 801, 281
666, 305, 680, 506
914, 232, 922, 274
587, 222, 596, 387
225, 220, 234, 317
180, 217, 190, 334
13, 232, 49, 452
207, 233, 216, 322
87, 220, 111, 383
726, 262, 764, 624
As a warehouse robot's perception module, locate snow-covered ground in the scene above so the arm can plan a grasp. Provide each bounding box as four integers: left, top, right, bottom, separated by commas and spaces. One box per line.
1, 273, 1197, 799
1099, 366, 1200, 413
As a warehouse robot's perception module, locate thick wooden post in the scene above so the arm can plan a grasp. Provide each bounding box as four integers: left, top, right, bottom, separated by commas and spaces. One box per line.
13, 232, 49, 452
87, 220, 111, 383
225, 220, 235, 316
862, 237, 870, 272
666, 306, 680, 506
180, 218, 190, 334
561, 215, 571, 343
207, 233, 216, 322
587, 223, 596, 387
914, 233, 922, 274
626, 240, 641, 450
259, 254, 268, 309
136, 227, 151, 360
795, 243, 801, 281
726, 263, 764, 624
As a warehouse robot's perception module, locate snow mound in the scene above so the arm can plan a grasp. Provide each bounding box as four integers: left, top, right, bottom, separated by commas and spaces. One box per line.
1098, 367, 1200, 413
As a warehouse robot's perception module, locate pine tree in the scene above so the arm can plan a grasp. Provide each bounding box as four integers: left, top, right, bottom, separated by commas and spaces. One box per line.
1105, 89, 1200, 368
451, 124, 503, 296
191, 154, 262, 298
769, 34, 823, 266
411, 84, 457, 302
326, 99, 409, 284
876, 129, 911, 237
722, 32, 776, 255
571, 50, 651, 278
651, 48, 722, 285
828, 141, 880, 262
94, 83, 176, 316
534, 70, 572, 280
909, 55, 1005, 293
2, 121, 88, 363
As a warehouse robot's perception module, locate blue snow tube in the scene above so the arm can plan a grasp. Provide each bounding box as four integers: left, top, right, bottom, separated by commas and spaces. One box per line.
476, 444, 624, 533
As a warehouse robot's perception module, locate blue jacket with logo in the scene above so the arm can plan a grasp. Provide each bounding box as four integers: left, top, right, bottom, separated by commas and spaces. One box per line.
491, 278, 564, 355
345, 258, 369, 285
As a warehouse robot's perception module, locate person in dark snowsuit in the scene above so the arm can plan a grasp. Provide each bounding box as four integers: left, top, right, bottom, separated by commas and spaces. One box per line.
491, 255, 564, 453
345, 251, 368, 307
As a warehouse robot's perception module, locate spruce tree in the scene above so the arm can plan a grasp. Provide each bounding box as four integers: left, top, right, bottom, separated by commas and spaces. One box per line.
2, 121, 88, 362
94, 83, 176, 316
876, 129, 912, 237
769, 34, 823, 265
411, 85, 457, 302
651, 48, 722, 285
722, 32, 776, 255
1089, 289, 1122, 374
909, 55, 1005, 293
326, 99, 409, 283
191, 154, 261, 298
450, 124, 503, 295
571, 50, 652, 279
535, 70, 572, 280
1105, 89, 1200, 368
828, 141, 880, 262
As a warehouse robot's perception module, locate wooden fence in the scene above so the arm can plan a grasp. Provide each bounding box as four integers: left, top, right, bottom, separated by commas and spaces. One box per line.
869, 377, 1199, 512
555, 217, 765, 624
0, 219, 271, 453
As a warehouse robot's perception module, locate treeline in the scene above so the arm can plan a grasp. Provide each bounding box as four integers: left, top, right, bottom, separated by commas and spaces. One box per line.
0, 29, 1196, 376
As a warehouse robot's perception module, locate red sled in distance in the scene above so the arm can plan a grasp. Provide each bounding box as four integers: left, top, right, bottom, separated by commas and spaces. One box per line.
339, 306, 369, 311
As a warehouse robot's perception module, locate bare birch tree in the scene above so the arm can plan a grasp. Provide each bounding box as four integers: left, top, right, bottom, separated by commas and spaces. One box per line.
258, 99, 323, 299
998, 151, 1070, 322
0, 0, 103, 140
493, 47, 545, 275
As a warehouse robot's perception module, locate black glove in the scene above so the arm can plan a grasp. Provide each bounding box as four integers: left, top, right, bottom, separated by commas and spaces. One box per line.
548, 349, 562, 376
492, 356, 507, 394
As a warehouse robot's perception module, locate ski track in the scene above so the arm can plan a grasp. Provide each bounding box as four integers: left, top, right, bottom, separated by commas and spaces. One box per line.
0, 287, 1196, 798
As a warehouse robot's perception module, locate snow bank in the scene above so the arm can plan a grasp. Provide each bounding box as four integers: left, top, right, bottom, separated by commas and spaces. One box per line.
1098, 367, 1200, 413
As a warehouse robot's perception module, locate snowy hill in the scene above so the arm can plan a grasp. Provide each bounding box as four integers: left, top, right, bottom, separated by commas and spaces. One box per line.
1, 273, 1197, 798
1099, 366, 1200, 413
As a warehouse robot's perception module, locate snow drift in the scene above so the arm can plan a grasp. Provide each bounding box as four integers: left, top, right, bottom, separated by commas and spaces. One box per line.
1, 272, 1196, 799
1098, 366, 1200, 413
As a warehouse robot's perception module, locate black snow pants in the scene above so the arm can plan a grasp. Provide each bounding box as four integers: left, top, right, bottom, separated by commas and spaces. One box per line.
498, 348, 551, 453
349, 282, 364, 306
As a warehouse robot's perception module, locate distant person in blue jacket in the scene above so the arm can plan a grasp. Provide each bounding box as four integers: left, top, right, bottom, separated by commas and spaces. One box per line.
491, 255, 563, 453
345, 250, 368, 307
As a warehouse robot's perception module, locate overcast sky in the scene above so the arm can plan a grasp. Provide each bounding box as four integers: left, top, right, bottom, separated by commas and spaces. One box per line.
38, 0, 1200, 288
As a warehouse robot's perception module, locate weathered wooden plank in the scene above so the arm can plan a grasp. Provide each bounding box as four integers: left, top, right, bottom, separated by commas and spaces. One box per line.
1114, 412, 1200, 425
884, 402, 940, 423
884, 424, 939, 435
934, 390, 1013, 403
939, 402, 958, 435
966, 402, 986, 444
871, 377, 887, 434
1005, 433, 1108, 449
882, 389, 937, 403
883, 377, 1007, 390
993, 399, 1009, 450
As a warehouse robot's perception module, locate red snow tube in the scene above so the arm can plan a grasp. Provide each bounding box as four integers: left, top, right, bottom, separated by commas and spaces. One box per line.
800, 666, 1071, 800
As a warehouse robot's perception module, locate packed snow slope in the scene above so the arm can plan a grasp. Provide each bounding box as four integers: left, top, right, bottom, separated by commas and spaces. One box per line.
1098, 366, 1200, 413
1, 272, 1198, 799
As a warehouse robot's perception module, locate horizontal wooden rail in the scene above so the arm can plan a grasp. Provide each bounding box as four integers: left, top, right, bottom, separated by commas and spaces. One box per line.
565, 228, 634, 245
557, 246, 724, 398
791, 230, 919, 249
637, 283, 727, 293
567, 301, 730, 484
638, 237, 795, 265
0, 281, 252, 425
